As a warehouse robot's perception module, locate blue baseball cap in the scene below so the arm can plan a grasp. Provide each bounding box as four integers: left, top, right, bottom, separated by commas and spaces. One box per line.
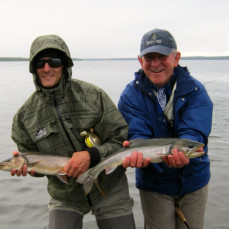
140, 28, 177, 57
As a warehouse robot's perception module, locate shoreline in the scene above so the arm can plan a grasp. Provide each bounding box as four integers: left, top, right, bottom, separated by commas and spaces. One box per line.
0, 56, 229, 62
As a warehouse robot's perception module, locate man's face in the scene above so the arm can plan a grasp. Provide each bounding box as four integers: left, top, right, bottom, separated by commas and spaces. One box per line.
35, 57, 63, 88
138, 51, 180, 88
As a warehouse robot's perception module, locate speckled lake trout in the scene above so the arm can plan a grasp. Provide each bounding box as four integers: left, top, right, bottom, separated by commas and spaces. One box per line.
0, 154, 70, 183
76, 138, 205, 195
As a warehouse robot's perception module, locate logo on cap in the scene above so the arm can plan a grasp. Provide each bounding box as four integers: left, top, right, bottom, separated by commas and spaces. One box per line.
146, 33, 162, 46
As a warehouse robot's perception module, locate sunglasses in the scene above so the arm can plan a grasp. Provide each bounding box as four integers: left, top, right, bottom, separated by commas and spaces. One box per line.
35, 58, 63, 69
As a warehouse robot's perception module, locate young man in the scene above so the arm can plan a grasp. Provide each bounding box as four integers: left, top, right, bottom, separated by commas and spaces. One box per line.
11, 34, 135, 229
119, 28, 213, 229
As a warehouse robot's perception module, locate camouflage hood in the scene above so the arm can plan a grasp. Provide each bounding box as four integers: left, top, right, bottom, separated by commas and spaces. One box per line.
29, 34, 74, 81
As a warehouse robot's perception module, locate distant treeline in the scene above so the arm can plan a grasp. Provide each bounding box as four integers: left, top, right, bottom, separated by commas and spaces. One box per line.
0, 57, 28, 61
181, 56, 229, 60
0, 56, 229, 61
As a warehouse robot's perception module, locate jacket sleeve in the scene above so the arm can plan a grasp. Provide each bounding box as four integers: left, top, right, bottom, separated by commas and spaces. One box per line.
176, 83, 213, 148
93, 89, 129, 160
118, 85, 154, 140
11, 109, 39, 153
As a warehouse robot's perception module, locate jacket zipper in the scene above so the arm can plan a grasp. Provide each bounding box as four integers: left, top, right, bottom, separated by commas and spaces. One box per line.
51, 93, 77, 152
52, 93, 92, 204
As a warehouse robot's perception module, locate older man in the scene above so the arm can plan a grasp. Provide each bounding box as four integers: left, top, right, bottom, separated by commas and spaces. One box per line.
119, 28, 213, 229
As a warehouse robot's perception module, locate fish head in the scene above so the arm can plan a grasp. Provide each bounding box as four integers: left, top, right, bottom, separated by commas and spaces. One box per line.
172, 139, 205, 158
0, 156, 25, 171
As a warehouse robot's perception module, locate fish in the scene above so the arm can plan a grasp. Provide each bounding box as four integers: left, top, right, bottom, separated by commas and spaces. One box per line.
76, 138, 205, 196
0, 153, 70, 183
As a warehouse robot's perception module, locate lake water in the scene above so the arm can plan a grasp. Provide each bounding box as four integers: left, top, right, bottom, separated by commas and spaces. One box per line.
0, 60, 228, 229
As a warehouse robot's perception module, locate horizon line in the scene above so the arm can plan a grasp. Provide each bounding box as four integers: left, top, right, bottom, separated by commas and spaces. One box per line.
0, 56, 229, 61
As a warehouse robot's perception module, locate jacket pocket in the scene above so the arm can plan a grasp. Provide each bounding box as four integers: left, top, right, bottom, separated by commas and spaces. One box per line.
27, 120, 61, 153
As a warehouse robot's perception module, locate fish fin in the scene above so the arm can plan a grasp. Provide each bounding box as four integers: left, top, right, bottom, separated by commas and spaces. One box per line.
76, 169, 91, 184
58, 167, 67, 174
76, 169, 95, 195
56, 167, 69, 184
105, 165, 118, 174
95, 179, 106, 197
57, 175, 69, 184
82, 176, 95, 195
27, 161, 40, 167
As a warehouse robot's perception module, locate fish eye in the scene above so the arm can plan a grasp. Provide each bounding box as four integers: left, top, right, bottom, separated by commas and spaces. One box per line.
188, 144, 195, 149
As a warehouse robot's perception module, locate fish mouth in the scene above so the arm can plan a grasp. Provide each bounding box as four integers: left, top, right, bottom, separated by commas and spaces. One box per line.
187, 143, 205, 157
188, 150, 205, 158
0, 158, 11, 166
0, 162, 8, 169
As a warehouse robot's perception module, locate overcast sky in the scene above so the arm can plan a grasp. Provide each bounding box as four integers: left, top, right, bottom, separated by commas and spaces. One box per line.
1, 0, 229, 58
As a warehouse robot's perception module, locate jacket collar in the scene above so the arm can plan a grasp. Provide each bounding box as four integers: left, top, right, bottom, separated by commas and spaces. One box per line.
33, 72, 70, 102
134, 65, 196, 97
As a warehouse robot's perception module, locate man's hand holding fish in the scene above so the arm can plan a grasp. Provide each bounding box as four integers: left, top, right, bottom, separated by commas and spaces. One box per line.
64, 151, 90, 178
122, 140, 190, 169
11, 151, 36, 177
122, 141, 151, 168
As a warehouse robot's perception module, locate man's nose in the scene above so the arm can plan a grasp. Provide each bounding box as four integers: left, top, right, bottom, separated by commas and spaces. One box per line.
150, 57, 161, 66
43, 62, 51, 71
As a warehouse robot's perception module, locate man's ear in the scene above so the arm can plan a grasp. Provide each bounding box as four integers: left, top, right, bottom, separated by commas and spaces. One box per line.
174, 52, 181, 67
138, 55, 144, 68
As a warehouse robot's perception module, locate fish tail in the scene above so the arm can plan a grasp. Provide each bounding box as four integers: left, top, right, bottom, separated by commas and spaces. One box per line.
76, 169, 95, 195
76, 169, 91, 184
81, 174, 106, 197
95, 179, 106, 197
82, 175, 95, 195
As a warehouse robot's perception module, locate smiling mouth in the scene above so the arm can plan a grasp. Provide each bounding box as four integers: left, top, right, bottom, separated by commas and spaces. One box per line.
152, 69, 164, 73
151, 68, 164, 73
42, 75, 54, 79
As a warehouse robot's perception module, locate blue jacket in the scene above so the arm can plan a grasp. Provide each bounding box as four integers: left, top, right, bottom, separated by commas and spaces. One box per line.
118, 65, 213, 196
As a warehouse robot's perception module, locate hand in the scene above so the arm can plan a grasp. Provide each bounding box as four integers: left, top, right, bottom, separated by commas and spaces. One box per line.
122, 141, 151, 169
11, 151, 35, 176
64, 151, 90, 178
162, 148, 190, 168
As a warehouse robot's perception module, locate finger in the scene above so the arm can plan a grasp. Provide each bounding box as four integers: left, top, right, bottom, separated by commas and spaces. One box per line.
162, 155, 170, 166
21, 164, 28, 176
11, 168, 17, 176
178, 151, 189, 165
64, 161, 71, 173
172, 149, 182, 167
16, 169, 23, 176
74, 168, 86, 178
142, 158, 151, 167
136, 152, 143, 168
13, 151, 19, 157
167, 155, 177, 168
29, 169, 36, 176
122, 156, 131, 168
130, 151, 138, 167
72, 170, 80, 178
123, 141, 130, 148
67, 168, 75, 177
